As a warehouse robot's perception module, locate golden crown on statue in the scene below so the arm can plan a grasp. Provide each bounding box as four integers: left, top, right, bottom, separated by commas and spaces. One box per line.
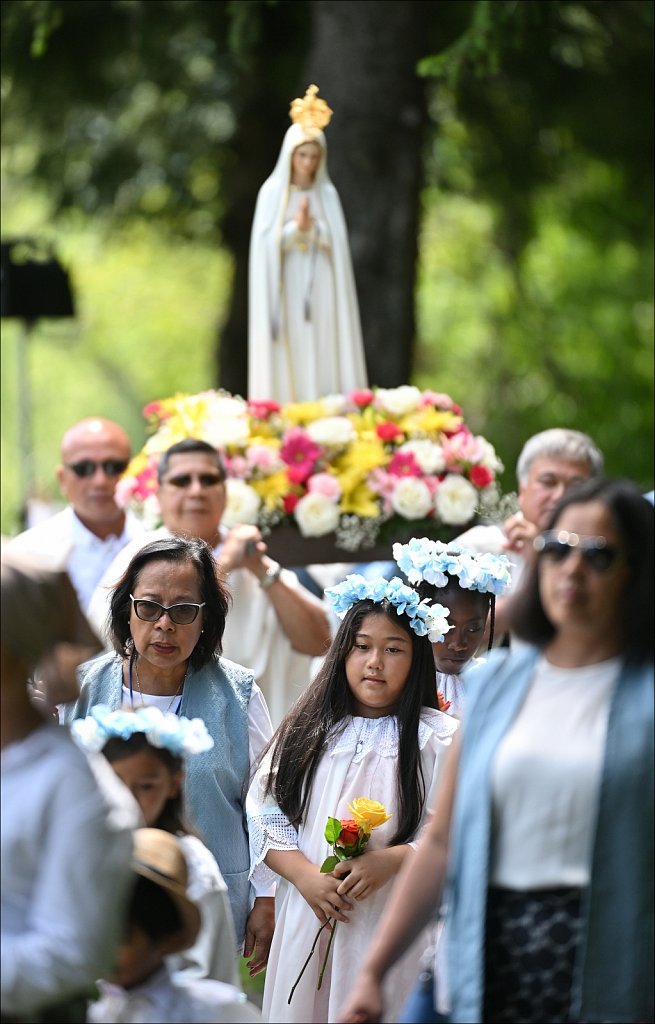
289, 84, 333, 138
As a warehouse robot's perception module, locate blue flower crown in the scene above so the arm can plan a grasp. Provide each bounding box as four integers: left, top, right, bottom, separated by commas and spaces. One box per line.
71, 704, 214, 758
392, 538, 512, 597
324, 574, 451, 643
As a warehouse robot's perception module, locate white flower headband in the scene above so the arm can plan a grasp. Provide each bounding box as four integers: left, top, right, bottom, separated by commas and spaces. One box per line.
393, 538, 512, 597
324, 574, 451, 643
71, 704, 215, 758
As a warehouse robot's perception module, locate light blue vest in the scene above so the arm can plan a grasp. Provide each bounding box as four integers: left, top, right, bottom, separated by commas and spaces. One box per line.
446, 646, 654, 1023
61, 651, 253, 944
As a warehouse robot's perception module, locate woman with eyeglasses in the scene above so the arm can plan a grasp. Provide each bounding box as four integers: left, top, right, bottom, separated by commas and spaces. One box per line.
340, 478, 653, 1024
59, 535, 276, 981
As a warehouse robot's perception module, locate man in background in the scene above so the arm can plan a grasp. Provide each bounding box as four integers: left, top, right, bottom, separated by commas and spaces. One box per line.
456, 427, 604, 639
6, 418, 143, 613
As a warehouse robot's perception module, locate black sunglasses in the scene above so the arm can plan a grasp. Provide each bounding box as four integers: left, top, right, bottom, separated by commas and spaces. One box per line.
164, 473, 225, 489
533, 531, 621, 573
130, 595, 206, 625
65, 459, 129, 478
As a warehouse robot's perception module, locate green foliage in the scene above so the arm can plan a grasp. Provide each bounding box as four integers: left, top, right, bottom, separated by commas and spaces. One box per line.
1, 195, 230, 534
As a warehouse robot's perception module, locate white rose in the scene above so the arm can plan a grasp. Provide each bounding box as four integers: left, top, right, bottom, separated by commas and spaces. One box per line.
391, 477, 433, 520
435, 475, 478, 525
222, 479, 261, 528
374, 386, 422, 416
398, 439, 446, 474
321, 394, 348, 416
306, 416, 356, 448
294, 492, 341, 537
203, 416, 250, 448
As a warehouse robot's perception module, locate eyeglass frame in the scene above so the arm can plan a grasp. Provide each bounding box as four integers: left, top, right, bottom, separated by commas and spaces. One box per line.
162, 472, 225, 489
64, 459, 129, 478
129, 594, 206, 625
533, 530, 622, 572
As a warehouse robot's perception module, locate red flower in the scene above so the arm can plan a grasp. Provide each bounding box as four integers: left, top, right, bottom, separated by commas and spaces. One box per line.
248, 399, 281, 420
376, 421, 404, 442
283, 493, 300, 514
469, 464, 493, 488
336, 819, 361, 849
387, 451, 422, 477
280, 428, 321, 483
350, 388, 375, 407
142, 401, 162, 418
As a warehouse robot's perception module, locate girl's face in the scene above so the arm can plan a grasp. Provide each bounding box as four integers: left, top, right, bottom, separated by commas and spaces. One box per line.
345, 612, 413, 718
291, 142, 321, 187
111, 749, 182, 826
432, 590, 488, 674
110, 924, 167, 990
538, 500, 629, 637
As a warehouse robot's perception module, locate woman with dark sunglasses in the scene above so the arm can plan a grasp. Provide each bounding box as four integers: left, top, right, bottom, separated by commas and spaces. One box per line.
340, 478, 653, 1024
59, 535, 276, 982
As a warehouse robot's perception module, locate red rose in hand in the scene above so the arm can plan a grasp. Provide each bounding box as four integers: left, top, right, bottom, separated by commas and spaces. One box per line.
336, 819, 361, 849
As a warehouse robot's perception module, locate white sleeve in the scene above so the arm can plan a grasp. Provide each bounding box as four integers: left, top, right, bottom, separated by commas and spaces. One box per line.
169, 835, 240, 987
247, 684, 277, 896
245, 746, 299, 893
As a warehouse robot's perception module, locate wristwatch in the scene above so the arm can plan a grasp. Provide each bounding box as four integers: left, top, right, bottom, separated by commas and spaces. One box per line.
260, 561, 282, 590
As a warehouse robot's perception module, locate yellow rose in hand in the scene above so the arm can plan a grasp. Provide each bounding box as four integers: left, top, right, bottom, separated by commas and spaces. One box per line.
347, 798, 391, 834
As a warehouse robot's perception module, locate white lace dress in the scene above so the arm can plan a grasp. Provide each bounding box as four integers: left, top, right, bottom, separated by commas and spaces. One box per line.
246, 710, 458, 1023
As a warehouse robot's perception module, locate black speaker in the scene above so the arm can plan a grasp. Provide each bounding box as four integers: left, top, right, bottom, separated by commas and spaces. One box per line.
1, 239, 75, 321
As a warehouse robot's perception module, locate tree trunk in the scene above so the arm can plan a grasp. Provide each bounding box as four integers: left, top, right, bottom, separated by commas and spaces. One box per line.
303, 0, 430, 387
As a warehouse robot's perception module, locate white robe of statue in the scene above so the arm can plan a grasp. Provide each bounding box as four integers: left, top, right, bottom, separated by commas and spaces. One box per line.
248, 123, 368, 403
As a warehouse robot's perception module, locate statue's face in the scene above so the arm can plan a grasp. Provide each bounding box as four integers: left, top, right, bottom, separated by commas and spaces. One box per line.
291, 142, 321, 187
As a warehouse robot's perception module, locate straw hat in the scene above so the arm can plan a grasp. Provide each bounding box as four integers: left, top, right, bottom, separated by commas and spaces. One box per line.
132, 828, 201, 954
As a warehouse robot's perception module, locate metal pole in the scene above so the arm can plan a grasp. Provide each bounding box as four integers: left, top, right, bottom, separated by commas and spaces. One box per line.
16, 319, 35, 530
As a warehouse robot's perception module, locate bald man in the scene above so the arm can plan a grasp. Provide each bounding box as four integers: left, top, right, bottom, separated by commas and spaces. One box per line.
6, 418, 144, 612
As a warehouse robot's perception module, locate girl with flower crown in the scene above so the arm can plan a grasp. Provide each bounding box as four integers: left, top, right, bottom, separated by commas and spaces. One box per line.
246, 575, 457, 1023
394, 539, 513, 720
72, 705, 240, 991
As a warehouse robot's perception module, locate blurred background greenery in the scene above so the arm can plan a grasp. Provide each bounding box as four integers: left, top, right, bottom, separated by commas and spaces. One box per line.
2, 0, 653, 535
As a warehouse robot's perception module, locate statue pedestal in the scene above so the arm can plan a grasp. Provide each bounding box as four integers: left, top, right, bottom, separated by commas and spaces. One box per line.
263, 522, 465, 567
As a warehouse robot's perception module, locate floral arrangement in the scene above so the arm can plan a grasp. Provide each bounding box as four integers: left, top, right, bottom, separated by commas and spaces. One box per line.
71, 704, 215, 758
325, 574, 452, 642
289, 798, 391, 1003
116, 386, 503, 551
393, 538, 513, 596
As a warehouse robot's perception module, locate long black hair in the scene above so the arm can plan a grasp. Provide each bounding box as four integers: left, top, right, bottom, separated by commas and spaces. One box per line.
510, 477, 654, 665
264, 599, 439, 846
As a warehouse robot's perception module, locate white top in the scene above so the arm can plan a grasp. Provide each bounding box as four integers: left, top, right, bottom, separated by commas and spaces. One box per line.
88, 526, 324, 728
436, 657, 485, 720
489, 654, 620, 889
1, 724, 139, 1016
5, 506, 144, 613
247, 710, 458, 1023
88, 968, 261, 1023
167, 835, 239, 988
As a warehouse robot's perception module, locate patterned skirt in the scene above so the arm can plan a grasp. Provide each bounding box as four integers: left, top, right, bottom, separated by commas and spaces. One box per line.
483, 886, 582, 1024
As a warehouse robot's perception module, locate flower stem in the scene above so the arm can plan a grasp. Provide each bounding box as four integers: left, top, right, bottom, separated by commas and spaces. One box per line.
288, 918, 331, 1005
317, 919, 337, 990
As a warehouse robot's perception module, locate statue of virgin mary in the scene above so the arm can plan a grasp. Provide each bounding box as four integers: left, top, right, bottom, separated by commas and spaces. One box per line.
247, 85, 368, 403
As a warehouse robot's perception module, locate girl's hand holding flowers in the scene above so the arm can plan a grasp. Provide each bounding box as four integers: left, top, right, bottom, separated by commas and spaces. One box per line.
289, 799, 391, 1002
333, 846, 408, 901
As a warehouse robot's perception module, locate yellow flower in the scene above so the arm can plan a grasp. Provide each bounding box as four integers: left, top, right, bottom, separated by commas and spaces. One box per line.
399, 407, 462, 437
251, 471, 294, 509
347, 798, 392, 834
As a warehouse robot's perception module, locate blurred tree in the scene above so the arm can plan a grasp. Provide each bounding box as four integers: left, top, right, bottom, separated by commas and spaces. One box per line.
1, 0, 652, 490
